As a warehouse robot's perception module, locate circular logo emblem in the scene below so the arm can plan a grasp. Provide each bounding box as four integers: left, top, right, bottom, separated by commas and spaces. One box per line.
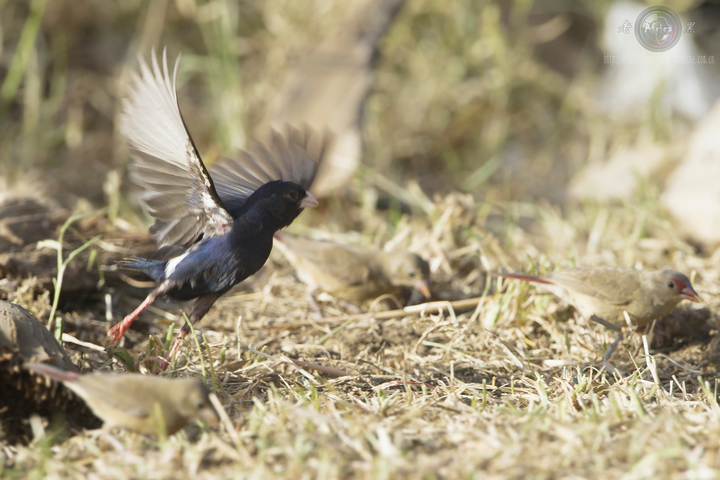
634, 6, 682, 52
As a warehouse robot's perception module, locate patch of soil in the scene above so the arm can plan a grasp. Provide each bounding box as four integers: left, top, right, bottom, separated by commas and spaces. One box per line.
649, 307, 715, 352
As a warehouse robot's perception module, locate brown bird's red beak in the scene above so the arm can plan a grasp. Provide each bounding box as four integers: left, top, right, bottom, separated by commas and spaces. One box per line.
680, 285, 700, 302
199, 404, 220, 427
300, 191, 319, 209
414, 280, 431, 299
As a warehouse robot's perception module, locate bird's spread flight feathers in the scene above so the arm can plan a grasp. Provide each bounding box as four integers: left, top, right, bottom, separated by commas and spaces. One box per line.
121, 48, 331, 250
210, 127, 329, 217
121, 49, 231, 249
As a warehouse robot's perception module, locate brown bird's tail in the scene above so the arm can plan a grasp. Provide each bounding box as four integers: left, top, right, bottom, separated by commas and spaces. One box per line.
496, 272, 555, 286
24, 362, 81, 382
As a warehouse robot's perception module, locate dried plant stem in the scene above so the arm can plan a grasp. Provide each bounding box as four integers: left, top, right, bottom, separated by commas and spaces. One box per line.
303, 297, 485, 326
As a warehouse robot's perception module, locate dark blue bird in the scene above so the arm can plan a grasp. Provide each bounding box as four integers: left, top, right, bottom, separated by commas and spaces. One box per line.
109, 50, 330, 361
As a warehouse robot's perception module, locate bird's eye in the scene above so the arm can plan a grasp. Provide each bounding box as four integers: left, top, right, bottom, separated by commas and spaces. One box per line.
406, 268, 416, 277
287, 190, 299, 202
667, 280, 675, 289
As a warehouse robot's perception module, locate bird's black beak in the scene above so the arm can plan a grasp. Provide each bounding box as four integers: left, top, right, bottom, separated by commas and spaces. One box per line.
680, 285, 700, 302
414, 280, 431, 299
300, 191, 318, 209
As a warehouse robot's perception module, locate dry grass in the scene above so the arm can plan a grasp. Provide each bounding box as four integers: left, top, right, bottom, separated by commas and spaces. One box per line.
3, 0, 720, 479
3, 192, 720, 479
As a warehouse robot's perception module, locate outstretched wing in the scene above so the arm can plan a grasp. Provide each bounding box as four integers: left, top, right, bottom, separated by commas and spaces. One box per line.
120, 48, 232, 249
210, 126, 331, 217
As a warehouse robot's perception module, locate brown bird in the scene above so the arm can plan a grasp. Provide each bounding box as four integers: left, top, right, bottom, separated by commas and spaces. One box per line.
498, 267, 700, 360
274, 233, 431, 307
24, 362, 218, 435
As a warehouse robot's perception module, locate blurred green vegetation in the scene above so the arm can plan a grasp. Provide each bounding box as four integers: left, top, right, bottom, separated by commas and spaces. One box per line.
1, 0, 686, 212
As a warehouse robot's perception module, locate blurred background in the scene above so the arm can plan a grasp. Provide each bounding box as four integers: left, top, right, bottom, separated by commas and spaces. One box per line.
1, 0, 719, 243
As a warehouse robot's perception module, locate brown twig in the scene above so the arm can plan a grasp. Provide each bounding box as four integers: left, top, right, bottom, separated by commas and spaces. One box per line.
240, 345, 352, 377
297, 297, 485, 327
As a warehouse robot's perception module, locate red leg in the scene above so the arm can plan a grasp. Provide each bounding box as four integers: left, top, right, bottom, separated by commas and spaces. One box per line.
162, 327, 189, 369
158, 292, 224, 370
108, 284, 168, 344
149, 329, 187, 373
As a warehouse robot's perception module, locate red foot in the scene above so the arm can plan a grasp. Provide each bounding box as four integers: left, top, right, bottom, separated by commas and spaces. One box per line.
108, 291, 158, 345
108, 320, 133, 344
148, 356, 171, 373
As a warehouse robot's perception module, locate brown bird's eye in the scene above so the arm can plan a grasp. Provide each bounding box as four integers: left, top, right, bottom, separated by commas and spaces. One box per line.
667, 280, 675, 289
407, 268, 416, 277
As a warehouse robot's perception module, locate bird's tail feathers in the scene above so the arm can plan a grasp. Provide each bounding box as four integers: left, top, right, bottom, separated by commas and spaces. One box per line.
116, 256, 166, 282
24, 362, 80, 382
116, 256, 155, 272
496, 272, 554, 285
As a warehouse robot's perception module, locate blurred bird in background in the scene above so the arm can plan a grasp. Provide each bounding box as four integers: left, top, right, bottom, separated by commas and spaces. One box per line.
274, 232, 430, 314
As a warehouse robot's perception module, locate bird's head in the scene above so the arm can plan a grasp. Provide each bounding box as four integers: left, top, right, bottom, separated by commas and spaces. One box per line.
656, 270, 700, 304
383, 251, 431, 299
245, 181, 318, 231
